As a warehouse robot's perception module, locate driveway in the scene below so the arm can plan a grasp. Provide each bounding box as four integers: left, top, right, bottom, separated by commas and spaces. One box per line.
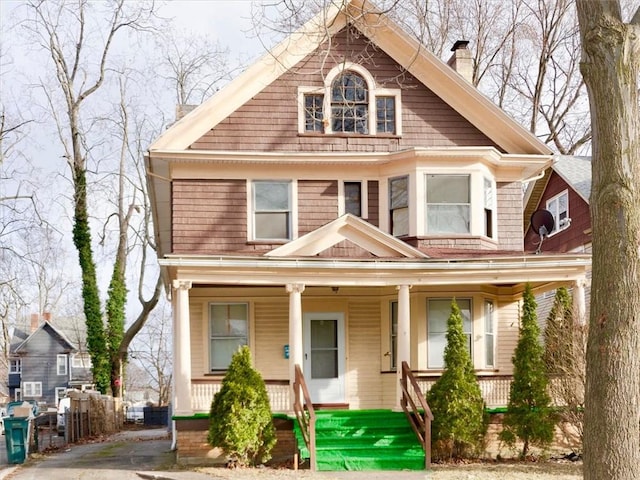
0, 428, 212, 480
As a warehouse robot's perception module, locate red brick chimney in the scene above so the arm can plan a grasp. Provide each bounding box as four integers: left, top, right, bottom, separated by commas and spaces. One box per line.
30, 313, 39, 332
42, 311, 51, 322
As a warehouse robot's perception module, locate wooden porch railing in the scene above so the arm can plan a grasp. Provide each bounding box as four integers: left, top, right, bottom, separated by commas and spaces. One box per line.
400, 361, 433, 469
293, 364, 316, 471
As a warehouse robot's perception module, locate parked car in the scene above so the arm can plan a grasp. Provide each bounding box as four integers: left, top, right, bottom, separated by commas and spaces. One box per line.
125, 405, 145, 424
57, 397, 70, 435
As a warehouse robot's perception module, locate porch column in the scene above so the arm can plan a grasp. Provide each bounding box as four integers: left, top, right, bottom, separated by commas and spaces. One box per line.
172, 280, 193, 416
287, 283, 305, 411
573, 277, 587, 325
395, 284, 411, 410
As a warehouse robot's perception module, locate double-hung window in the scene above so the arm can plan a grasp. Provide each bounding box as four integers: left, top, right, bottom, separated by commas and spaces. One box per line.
331, 72, 369, 134
484, 300, 495, 368
427, 298, 472, 369
253, 181, 291, 241
23, 382, 42, 397
209, 303, 248, 372
546, 190, 569, 233
426, 174, 470, 234
389, 176, 409, 237
57, 354, 68, 376
10, 359, 21, 374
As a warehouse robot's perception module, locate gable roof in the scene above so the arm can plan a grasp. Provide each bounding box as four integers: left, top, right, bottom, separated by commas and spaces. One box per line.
553, 155, 591, 204
12, 321, 77, 354
148, 0, 551, 156
266, 214, 428, 258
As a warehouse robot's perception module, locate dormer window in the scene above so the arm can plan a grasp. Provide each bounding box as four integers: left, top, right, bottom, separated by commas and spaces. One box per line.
546, 190, 570, 234
298, 63, 401, 136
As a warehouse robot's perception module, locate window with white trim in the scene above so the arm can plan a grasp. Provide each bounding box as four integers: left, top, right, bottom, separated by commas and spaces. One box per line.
10, 359, 21, 374
57, 354, 68, 376
209, 303, 248, 372
23, 382, 42, 397
484, 300, 495, 368
427, 298, 472, 369
484, 177, 495, 238
546, 190, 569, 233
72, 353, 92, 369
389, 176, 409, 237
426, 174, 470, 234
344, 181, 362, 217
298, 64, 401, 136
252, 180, 291, 241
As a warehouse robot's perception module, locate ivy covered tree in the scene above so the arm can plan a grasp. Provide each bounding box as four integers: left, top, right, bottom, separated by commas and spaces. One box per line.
500, 284, 555, 457
208, 346, 276, 466
427, 299, 486, 460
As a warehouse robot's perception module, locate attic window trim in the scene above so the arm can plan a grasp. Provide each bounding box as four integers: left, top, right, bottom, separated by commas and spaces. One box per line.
297, 63, 402, 136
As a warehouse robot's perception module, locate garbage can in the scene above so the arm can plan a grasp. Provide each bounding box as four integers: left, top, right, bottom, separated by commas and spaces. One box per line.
4, 417, 29, 464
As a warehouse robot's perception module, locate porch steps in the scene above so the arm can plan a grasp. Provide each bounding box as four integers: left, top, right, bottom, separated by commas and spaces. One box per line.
294, 409, 425, 471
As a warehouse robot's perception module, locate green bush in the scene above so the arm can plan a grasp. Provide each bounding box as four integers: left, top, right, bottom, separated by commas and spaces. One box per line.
500, 284, 555, 457
427, 299, 487, 460
208, 346, 276, 466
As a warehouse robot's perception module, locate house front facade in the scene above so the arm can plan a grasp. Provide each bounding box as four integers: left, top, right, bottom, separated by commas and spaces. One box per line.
146, 0, 590, 462
8, 314, 93, 407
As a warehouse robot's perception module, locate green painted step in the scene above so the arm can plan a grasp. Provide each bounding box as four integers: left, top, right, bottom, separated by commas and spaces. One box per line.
293, 409, 425, 471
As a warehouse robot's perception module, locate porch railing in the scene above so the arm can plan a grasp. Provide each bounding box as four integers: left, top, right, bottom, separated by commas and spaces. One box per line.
400, 361, 433, 469
293, 364, 316, 471
415, 375, 513, 409
191, 380, 290, 412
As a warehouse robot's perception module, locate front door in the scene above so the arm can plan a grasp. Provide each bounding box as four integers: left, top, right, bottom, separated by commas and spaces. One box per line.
303, 312, 345, 404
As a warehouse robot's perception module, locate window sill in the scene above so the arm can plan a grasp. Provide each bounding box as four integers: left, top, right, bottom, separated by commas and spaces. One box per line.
248, 240, 289, 245
297, 132, 401, 139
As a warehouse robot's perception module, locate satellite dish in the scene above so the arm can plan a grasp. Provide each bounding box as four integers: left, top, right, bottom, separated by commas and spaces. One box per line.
530, 209, 555, 254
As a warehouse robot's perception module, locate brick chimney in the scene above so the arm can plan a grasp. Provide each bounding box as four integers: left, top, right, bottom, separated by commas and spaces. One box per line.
42, 311, 52, 322
447, 40, 473, 83
30, 313, 39, 332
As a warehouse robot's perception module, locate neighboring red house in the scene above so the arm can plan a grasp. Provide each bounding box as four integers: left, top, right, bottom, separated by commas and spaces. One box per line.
146, 0, 590, 467
524, 155, 592, 324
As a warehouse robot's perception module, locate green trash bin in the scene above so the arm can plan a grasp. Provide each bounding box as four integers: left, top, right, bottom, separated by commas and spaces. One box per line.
4, 416, 29, 464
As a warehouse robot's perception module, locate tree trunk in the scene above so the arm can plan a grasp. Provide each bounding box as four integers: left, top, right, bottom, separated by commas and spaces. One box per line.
576, 2, 640, 479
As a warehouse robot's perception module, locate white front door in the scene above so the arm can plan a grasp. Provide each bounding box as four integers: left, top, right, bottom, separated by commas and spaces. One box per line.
303, 312, 345, 404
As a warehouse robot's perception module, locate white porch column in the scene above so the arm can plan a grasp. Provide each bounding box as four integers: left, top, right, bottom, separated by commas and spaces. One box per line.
287, 283, 305, 410
172, 280, 193, 416
573, 277, 587, 325
395, 284, 411, 410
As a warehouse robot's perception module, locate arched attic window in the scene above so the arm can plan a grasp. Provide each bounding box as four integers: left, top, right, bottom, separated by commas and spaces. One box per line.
331, 71, 369, 134
297, 62, 401, 136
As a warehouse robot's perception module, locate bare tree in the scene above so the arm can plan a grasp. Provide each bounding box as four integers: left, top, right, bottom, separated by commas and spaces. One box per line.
575, 1, 640, 479
24, 0, 159, 394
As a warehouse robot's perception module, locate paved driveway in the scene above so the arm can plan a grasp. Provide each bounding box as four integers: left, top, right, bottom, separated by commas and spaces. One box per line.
0, 428, 213, 480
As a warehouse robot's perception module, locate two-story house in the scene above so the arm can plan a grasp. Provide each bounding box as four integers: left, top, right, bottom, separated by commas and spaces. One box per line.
8, 314, 93, 407
146, 0, 590, 466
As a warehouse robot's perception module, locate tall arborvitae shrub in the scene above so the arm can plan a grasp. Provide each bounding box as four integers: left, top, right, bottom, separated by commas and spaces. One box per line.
500, 284, 555, 457
208, 346, 276, 466
543, 287, 586, 452
427, 299, 487, 460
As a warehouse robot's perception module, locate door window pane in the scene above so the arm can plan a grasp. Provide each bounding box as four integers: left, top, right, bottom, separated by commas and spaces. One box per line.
310, 320, 338, 379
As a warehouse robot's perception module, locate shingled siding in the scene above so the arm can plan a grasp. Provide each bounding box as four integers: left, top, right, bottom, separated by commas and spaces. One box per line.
173, 179, 276, 255
367, 180, 380, 227
190, 27, 499, 153
297, 180, 339, 235
496, 181, 525, 252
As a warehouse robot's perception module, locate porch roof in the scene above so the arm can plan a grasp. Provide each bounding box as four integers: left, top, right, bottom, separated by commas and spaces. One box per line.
160, 252, 590, 294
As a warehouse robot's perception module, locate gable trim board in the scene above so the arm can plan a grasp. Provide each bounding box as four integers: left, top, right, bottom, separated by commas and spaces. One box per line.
148, 0, 551, 156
